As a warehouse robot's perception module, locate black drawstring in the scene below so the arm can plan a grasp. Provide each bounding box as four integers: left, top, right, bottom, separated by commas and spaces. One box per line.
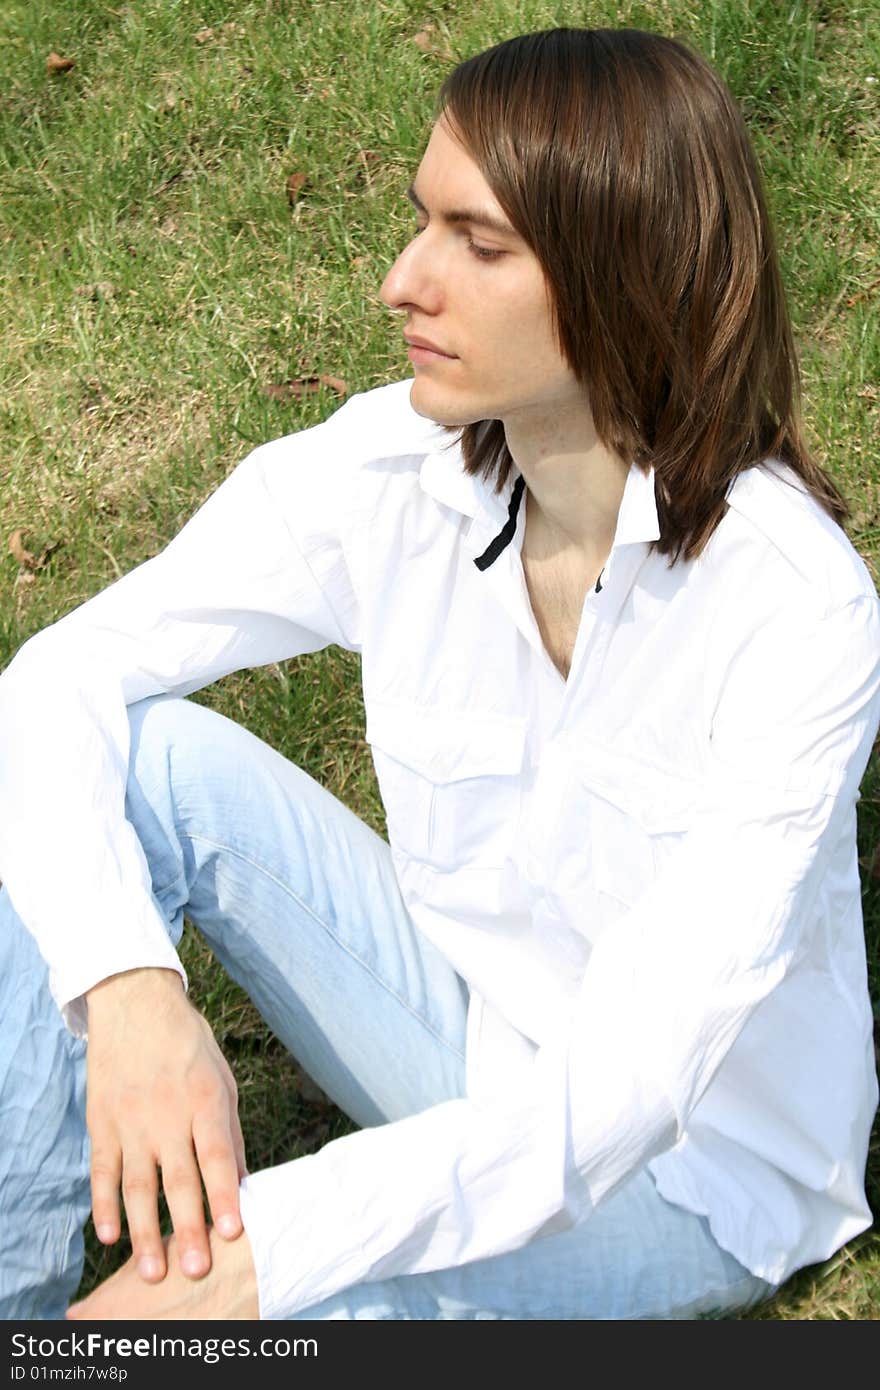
473, 475, 526, 571
474, 474, 606, 593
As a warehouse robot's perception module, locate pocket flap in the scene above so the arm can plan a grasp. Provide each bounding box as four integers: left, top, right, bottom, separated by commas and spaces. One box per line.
574, 738, 699, 834
366, 701, 527, 783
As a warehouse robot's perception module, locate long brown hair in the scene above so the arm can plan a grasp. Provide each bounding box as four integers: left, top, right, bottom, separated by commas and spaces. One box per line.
438, 28, 849, 563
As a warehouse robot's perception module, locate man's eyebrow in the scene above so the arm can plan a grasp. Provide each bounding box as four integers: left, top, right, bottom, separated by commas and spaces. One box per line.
405, 183, 516, 238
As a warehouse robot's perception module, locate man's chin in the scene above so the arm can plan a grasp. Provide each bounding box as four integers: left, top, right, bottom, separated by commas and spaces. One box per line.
407, 379, 478, 429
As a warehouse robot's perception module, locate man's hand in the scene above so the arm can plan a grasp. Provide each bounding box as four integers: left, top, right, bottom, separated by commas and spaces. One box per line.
85, 967, 247, 1283
66, 1228, 259, 1321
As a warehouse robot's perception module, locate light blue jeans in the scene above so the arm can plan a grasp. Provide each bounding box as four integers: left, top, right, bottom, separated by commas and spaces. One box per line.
0, 695, 776, 1320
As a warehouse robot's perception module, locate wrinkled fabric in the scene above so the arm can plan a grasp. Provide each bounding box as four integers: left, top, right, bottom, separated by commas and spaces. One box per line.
0, 899, 90, 1318
0, 379, 878, 1318
0, 693, 772, 1318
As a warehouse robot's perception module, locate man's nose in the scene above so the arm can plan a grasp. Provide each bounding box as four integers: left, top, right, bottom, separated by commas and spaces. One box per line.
379, 235, 443, 315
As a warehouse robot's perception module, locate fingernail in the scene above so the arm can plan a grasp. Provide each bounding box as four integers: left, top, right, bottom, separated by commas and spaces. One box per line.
181, 1249, 207, 1277
95, 1224, 116, 1243
138, 1255, 163, 1280
216, 1214, 239, 1238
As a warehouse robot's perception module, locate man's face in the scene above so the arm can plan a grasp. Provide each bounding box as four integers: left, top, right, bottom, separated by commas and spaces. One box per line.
380, 118, 585, 432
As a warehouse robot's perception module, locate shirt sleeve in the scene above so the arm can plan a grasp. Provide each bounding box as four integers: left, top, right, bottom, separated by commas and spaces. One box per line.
238, 588, 880, 1318
0, 403, 364, 1035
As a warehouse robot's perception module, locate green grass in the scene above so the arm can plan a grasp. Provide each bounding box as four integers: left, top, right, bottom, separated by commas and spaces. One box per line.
1, 0, 879, 1318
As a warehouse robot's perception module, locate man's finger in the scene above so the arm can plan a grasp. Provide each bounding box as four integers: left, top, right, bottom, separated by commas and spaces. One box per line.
221, 1064, 248, 1181
89, 1140, 123, 1245
193, 1110, 244, 1240
160, 1142, 212, 1277
121, 1160, 165, 1281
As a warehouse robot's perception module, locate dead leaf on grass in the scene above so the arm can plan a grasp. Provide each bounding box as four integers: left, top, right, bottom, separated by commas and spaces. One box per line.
9, 530, 62, 573
412, 23, 454, 60
264, 375, 349, 401
46, 52, 75, 74
286, 172, 307, 206
194, 27, 214, 44
9, 530, 37, 569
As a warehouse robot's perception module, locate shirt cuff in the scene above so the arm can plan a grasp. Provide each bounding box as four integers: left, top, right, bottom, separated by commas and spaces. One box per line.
239, 1153, 366, 1320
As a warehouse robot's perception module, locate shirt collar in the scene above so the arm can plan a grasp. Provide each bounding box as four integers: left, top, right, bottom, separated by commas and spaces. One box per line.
419, 437, 661, 548
418, 435, 506, 524
612, 458, 661, 547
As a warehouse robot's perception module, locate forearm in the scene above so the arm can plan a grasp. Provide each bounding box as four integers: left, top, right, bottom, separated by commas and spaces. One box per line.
0, 631, 188, 1031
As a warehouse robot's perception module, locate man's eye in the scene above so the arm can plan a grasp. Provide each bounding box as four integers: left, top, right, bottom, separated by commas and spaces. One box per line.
467, 237, 503, 261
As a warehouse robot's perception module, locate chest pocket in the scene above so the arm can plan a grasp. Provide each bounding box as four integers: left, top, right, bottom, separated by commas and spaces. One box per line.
573, 742, 699, 906
366, 701, 527, 871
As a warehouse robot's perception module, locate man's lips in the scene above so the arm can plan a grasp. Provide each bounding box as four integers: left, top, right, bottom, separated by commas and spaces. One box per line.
404, 335, 456, 360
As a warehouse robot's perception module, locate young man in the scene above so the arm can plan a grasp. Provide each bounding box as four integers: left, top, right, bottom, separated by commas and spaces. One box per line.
1, 28, 878, 1321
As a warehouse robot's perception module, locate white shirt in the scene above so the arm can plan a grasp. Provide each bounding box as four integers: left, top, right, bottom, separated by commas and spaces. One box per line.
1, 379, 879, 1314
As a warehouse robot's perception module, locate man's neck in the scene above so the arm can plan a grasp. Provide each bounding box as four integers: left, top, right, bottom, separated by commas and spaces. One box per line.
503, 402, 630, 559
